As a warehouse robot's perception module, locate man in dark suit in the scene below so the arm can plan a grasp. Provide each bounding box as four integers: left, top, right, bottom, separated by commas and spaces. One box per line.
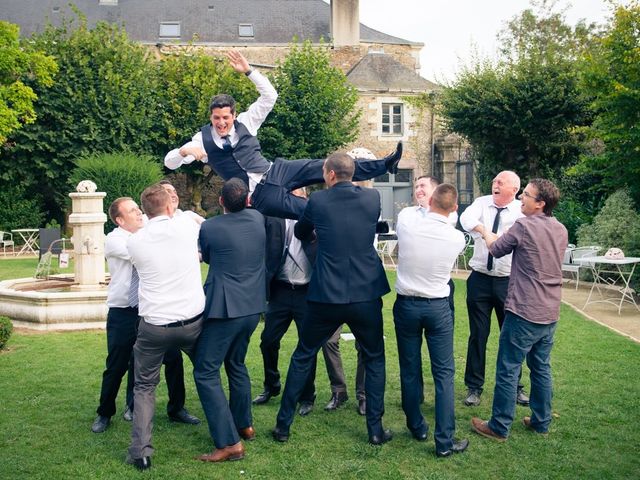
272, 152, 392, 446
254, 188, 349, 416
194, 178, 266, 463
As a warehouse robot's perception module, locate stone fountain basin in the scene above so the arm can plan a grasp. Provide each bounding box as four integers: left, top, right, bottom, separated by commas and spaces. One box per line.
0, 275, 108, 330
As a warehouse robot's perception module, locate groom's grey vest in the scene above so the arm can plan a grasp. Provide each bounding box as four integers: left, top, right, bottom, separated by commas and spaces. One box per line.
200, 120, 271, 185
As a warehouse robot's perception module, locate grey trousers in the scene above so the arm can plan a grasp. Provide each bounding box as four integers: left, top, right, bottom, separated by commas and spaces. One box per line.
326, 326, 365, 398
128, 317, 202, 459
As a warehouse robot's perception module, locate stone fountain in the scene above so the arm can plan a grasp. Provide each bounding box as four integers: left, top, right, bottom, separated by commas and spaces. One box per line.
0, 181, 109, 330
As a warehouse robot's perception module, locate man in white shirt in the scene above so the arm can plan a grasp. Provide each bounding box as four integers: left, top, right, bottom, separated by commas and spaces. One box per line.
91, 197, 198, 434
126, 184, 205, 471
459, 170, 529, 407
394, 183, 469, 457
159, 180, 205, 224
164, 50, 402, 220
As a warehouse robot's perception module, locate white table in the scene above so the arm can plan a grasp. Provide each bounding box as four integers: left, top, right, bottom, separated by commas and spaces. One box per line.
11, 228, 39, 256
573, 256, 640, 314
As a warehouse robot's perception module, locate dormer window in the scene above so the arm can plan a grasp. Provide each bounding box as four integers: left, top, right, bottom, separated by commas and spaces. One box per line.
159, 22, 181, 39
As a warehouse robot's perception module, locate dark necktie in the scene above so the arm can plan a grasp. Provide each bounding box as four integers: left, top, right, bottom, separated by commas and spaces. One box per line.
128, 266, 139, 308
486, 207, 506, 271
222, 136, 232, 152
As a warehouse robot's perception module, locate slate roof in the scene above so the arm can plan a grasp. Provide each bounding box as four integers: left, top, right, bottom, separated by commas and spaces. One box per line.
1, 0, 421, 46
347, 53, 438, 92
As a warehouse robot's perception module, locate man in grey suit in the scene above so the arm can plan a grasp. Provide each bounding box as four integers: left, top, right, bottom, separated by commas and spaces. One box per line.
194, 178, 266, 463
272, 152, 391, 446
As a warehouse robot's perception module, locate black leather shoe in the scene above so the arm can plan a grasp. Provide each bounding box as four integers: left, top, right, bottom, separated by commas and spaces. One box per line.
436, 438, 469, 457
168, 408, 200, 425
298, 402, 314, 416
91, 415, 111, 433
132, 456, 152, 471
412, 425, 429, 442
271, 427, 289, 442
123, 407, 133, 422
369, 429, 393, 446
324, 392, 348, 411
253, 389, 280, 405
357, 398, 366, 416
516, 389, 530, 406
384, 141, 403, 174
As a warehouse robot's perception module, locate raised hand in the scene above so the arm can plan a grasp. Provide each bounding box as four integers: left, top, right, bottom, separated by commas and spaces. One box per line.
226, 50, 251, 74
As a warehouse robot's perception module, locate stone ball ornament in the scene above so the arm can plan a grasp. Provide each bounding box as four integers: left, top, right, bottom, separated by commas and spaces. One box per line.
76, 180, 97, 193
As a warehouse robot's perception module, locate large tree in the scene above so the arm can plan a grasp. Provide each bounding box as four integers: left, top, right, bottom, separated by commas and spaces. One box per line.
438, 0, 594, 190
575, 2, 640, 204
259, 41, 360, 160
0, 21, 57, 145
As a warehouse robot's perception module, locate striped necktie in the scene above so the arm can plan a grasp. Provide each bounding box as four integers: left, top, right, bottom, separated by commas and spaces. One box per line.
222, 136, 232, 152
128, 266, 139, 308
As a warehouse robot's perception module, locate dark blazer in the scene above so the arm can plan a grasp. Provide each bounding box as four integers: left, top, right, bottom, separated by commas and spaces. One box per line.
199, 208, 266, 319
295, 181, 390, 304
264, 216, 317, 299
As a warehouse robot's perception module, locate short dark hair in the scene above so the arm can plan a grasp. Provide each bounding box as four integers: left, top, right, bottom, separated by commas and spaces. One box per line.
140, 184, 171, 218
416, 175, 440, 188
209, 94, 236, 114
221, 178, 248, 213
529, 178, 560, 216
431, 183, 458, 212
109, 197, 134, 224
158, 179, 173, 187
324, 152, 355, 182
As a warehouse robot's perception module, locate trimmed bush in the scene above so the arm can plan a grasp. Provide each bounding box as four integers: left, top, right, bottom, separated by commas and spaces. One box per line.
69, 152, 163, 232
0, 184, 46, 232
0, 316, 13, 350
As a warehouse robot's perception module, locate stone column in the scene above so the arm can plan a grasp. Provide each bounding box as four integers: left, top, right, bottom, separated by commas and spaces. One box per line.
68, 182, 107, 290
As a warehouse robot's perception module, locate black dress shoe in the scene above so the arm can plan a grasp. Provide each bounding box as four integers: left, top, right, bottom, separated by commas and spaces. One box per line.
369, 429, 393, 446
271, 427, 289, 442
132, 456, 152, 470
412, 425, 429, 442
298, 402, 314, 416
91, 415, 111, 433
168, 408, 201, 425
516, 389, 530, 406
253, 389, 280, 405
324, 392, 348, 411
436, 438, 469, 458
383, 141, 403, 174
357, 398, 366, 416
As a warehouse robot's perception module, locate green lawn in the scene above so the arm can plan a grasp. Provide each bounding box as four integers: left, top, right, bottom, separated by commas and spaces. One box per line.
0, 265, 639, 479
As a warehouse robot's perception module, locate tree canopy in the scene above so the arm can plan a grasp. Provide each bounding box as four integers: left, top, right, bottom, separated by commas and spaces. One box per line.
0, 21, 57, 145
438, 0, 595, 191
574, 2, 640, 204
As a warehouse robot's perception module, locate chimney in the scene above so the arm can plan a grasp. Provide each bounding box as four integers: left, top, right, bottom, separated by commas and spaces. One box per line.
331, 0, 360, 47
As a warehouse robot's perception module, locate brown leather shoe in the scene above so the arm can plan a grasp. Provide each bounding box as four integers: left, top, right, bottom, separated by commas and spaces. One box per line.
238, 426, 256, 441
470, 417, 507, 442
198, 442, 245, 462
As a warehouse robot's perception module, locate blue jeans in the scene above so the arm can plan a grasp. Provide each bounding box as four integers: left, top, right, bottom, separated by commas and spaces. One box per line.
489, 312, 557, 437
393, 296, 455, 452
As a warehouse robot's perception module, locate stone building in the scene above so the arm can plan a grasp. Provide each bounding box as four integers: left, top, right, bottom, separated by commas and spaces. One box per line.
3, 0, 475, 221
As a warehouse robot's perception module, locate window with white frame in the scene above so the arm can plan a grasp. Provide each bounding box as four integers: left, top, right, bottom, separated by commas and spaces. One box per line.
159, 22, 181, 39
238, 24, 254, 38
381, 103, 403, 135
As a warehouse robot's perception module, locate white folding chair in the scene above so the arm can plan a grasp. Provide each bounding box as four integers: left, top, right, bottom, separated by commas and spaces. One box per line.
376, 239, 397, 268
562, 245, 600, 289
0, 231, 15, 256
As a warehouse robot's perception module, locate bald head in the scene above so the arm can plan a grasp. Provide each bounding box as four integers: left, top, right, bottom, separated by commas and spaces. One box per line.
492, 170, 520, 207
